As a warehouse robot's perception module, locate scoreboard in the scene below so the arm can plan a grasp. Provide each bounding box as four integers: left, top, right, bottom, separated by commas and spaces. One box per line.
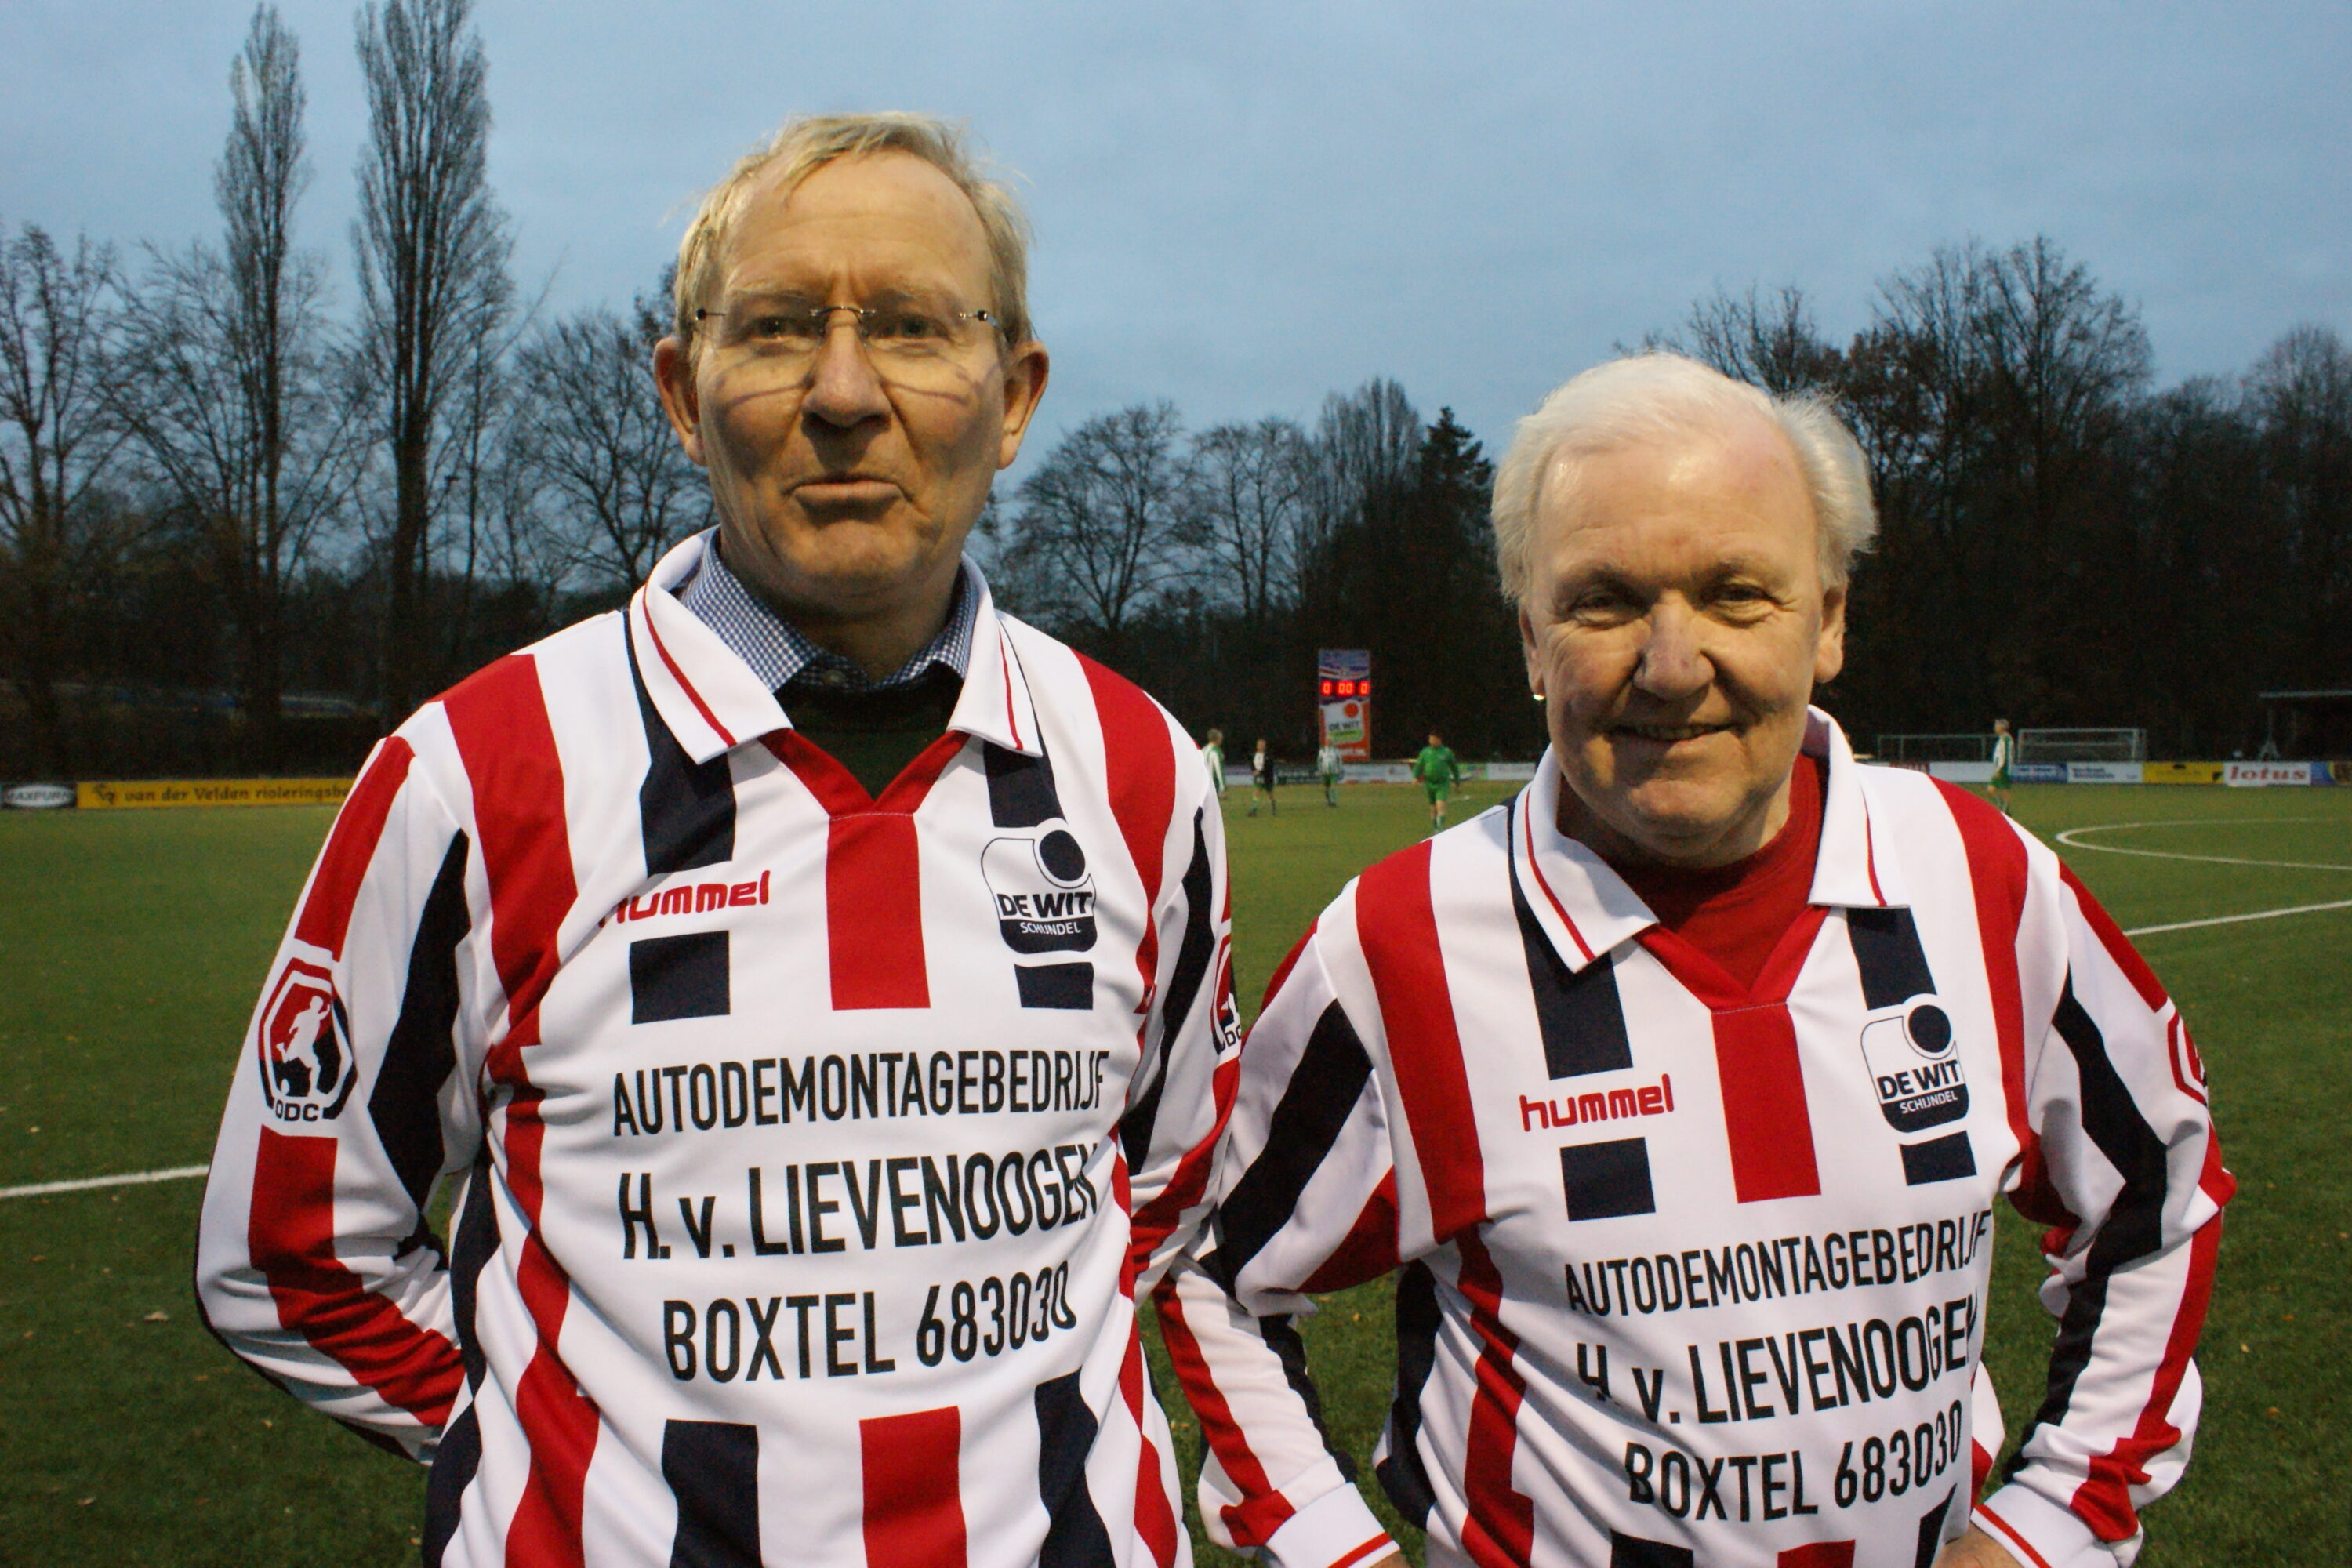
1317, 649, 1372, 760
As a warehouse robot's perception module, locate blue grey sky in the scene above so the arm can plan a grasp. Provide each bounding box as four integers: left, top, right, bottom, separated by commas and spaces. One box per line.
5, 1, 2345, 460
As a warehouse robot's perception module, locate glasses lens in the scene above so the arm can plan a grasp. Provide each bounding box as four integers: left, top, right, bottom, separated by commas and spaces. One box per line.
714, 297, 990, 390
861, 305, 987, 390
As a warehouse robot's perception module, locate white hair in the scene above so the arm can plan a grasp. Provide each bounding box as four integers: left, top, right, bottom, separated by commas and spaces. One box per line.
1490, 352, 1877, 602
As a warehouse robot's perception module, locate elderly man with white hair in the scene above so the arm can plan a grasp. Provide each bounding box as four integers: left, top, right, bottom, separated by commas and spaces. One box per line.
1160, 354, 2227, 1568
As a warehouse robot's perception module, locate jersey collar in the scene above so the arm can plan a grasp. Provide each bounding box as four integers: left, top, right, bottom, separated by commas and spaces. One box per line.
628, 529, 1045, 764
1806, 708, 1907, 910
1508, 707, 1904, 974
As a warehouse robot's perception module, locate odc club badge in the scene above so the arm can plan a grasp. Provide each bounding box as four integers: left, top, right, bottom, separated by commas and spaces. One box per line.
256, 958, 356, 1122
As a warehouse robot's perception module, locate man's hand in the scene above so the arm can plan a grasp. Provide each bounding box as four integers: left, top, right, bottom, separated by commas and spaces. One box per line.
1934, 1526, 2025, 1567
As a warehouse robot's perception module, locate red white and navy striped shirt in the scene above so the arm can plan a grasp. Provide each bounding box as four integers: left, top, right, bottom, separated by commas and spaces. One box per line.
1160, 713, 2227, 1568
197, 532, 1240, 1567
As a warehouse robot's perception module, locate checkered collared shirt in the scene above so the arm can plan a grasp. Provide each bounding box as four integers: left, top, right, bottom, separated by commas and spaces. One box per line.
677, 530, 979, 694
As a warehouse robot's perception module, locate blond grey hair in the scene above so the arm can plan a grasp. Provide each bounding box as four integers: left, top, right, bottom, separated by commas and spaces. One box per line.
1490, 352, 1876, 602
671, 113, 1033, 358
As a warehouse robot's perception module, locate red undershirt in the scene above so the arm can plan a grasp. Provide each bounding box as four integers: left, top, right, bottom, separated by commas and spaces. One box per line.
1609, 753, 1826, 996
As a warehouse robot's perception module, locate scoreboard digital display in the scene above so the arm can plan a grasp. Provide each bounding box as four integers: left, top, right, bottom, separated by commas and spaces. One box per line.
1317, 650, 1372, 760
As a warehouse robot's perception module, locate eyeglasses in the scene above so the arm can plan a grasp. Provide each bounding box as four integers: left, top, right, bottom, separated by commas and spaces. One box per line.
692, 298, 1003, 390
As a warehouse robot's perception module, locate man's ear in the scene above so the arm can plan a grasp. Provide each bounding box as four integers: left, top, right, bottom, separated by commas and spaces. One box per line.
996, 341, 1051, 470
652, 336, 707, 466
1814, 581, 1848, 685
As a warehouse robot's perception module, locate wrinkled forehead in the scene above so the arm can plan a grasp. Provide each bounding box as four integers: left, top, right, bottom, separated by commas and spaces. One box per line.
718, 151, 995, 301
1534, 413, 1815, 557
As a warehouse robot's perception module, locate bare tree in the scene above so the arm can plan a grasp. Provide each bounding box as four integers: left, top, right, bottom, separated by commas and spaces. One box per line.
353, 0, 510, 717
0, 226, 129, 772
2245, 325, 2352, 673
1839, 237, 2152, 725
117, 6, 361, 764
426, 268, 520, 665
1191, 416, 1308, 630
514, 289, 702, 596
1969, 236, 2151, 532
1006, 402, 1190, 649
1309, 377, 1420, 515
1292, 377, 1420, 610
1672, 282, 1843, 396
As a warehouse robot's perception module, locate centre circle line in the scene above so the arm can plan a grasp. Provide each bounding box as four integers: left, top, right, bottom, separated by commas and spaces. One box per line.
2054, 819, 2352, 873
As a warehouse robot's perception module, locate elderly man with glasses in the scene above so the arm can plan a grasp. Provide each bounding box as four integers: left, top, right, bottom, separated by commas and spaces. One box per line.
198, 114, 1238, 1567
1161, 354, 2227, 1568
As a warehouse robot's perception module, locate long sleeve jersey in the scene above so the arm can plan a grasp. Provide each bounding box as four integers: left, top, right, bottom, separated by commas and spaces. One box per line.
1160, 713, 2227, 1568
196, 534, 1242, 1568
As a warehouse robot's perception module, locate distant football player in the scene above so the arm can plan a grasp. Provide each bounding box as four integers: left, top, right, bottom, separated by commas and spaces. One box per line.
1414, 729, 1462, 829
1989, 717, 2016, 815
1161, 354, 2227, 1568
1204, 727, 1229, 797
199, 113, 1236, 1567
1250, 737, 1278, 817
1317, 740, 1344, 807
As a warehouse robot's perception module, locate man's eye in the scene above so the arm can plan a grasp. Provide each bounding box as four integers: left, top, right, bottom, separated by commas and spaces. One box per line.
870, 310, 949, 343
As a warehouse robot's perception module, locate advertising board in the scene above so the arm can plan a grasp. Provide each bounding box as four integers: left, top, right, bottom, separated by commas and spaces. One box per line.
2013, 763, 2068, 785
2223, 761, 2314, 787
76, 777, 354, 810
2067, 761, 2144, 784
2143, 763, 2225, 786
2, 782, 75, 809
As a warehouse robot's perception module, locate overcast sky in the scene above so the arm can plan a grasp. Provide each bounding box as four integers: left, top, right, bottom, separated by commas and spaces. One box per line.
5, 1, 2345, 463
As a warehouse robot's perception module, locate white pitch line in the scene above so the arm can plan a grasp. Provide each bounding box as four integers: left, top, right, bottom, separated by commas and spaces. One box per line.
2125, 898, 2352, 938
2055, 819, 2352, 935
0, 1164, 209, 1201
2053, 819, 2352, 873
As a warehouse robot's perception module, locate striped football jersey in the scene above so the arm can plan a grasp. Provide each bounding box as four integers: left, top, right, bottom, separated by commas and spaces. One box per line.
197, 533, 1240, 1568
1160, 713, 2227, 1568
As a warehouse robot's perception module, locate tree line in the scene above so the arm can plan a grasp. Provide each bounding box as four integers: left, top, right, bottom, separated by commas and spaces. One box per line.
0, 0, 698, 778
1653, 256, 2351, 760
990, 249, 2351, 765
2, 2, 2344, 779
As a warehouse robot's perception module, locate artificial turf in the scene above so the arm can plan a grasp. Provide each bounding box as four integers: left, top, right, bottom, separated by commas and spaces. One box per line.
0, 780, 2343, 1565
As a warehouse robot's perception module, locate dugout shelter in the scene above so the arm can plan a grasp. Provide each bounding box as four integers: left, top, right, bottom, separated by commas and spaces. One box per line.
2256, 689, 2352, 760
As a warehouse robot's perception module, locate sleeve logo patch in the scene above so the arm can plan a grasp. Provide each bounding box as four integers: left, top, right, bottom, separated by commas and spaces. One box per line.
1210, 949, 1243, 1057
1859, 1000, 1969, 1134
256, 958, 357, 1122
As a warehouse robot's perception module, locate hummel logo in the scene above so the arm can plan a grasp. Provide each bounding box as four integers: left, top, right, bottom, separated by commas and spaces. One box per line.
1520, 1075, 1674, 1133
606, 871, 770, 926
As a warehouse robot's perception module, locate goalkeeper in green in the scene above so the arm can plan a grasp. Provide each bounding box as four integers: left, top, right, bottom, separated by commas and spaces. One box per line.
1413, 729, 1461, 830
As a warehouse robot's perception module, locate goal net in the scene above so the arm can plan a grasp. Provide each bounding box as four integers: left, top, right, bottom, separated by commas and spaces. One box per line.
1874, 733, 1994, 763
2016, 728, 2146, 764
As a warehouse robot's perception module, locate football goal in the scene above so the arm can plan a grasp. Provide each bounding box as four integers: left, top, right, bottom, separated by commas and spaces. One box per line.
1874, 733, 1995, 763
2016, 728, 2146, 764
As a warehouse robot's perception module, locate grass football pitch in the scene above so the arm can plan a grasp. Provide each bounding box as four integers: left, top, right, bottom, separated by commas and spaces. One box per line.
1, 780, 2344, 1565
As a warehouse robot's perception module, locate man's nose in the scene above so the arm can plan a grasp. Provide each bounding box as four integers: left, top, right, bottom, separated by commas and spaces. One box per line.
801, 316, 891, 428
1632, 601, 1712, 698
